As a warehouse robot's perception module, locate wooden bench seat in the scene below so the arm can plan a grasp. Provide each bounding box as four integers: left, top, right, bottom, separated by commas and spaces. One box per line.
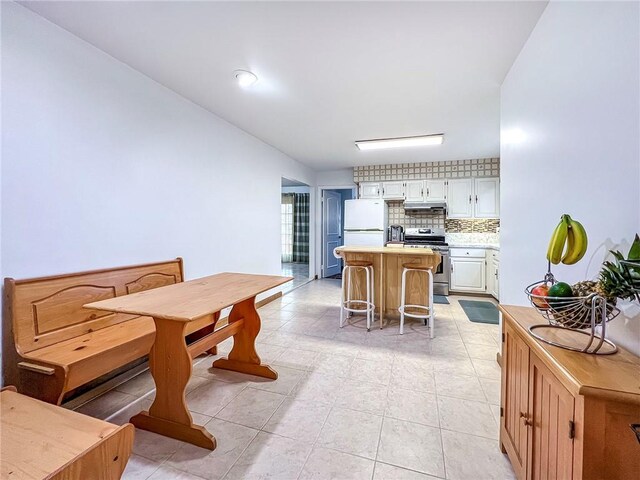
2, 258, 217, 404
25, 316, 156, 392
1, 386, 134, 479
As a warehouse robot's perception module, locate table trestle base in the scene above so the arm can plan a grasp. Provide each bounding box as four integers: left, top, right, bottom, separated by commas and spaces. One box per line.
130, 411, 216, 450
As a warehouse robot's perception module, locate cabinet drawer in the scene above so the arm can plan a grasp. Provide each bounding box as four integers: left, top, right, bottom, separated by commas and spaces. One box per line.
450, 248, 485, 258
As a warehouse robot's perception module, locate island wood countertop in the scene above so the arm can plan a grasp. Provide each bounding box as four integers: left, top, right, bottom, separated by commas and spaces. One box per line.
335, 245, 436, 256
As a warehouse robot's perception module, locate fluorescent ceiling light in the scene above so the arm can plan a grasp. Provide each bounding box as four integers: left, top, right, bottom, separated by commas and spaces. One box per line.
234, 70, 258, 88
355, 134, 444, 151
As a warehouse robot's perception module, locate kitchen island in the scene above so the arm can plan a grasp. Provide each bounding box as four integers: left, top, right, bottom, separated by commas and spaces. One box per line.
334, 246, 441, 325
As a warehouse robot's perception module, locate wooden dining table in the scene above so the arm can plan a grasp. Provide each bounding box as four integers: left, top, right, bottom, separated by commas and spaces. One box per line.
85, 272, 292, 450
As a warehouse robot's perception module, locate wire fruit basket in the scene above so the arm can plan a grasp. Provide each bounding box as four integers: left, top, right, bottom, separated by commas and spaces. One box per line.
525, 272, 619, 355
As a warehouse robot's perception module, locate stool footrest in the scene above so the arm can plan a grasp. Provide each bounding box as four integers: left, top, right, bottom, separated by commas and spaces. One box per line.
342, 300, 375, 314
340, 264, 377, 331
398, 304, 432, 319
398, 267, 435, 337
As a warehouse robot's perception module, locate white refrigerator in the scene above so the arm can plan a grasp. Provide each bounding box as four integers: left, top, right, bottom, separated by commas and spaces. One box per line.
343, 199, 388, 246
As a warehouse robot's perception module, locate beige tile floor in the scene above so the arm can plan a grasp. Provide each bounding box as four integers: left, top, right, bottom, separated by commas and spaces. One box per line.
75, 279, 514, 480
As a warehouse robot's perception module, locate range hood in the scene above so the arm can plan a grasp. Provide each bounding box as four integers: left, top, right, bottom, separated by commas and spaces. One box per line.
403, 201, 447, 211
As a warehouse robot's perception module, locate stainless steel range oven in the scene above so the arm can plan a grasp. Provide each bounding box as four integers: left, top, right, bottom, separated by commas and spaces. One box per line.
403, 228, 450, 295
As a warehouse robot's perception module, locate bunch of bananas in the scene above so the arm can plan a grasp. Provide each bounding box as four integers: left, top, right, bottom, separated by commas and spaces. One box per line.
547, 214, 588, 265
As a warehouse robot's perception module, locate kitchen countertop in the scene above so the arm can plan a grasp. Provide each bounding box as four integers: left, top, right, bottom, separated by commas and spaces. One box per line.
448, 243, 500, 251
335, 245, 437, 255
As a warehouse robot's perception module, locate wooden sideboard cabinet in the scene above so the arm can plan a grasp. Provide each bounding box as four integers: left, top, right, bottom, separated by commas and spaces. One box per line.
499, 305, 640, 480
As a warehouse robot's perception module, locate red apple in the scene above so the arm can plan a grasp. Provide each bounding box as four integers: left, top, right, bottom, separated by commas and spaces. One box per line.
531, 284, 550, 309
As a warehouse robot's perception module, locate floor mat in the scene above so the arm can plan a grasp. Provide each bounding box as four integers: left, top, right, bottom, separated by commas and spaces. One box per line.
326, 273, 342, 280
459, 300, 499, 324
433, 295, 449, 304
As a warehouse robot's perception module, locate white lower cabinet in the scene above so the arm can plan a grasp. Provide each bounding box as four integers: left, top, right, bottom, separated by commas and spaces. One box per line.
449, 248, 500, 297
485, 250, 500, 300
450, 256, 486, 293
492, 259, 500, 299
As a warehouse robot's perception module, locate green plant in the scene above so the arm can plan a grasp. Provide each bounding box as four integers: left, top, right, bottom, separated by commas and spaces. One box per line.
598, 234, 640, 302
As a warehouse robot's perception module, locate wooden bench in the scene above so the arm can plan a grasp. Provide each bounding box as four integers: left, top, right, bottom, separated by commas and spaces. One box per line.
1, 386, 134, 479
2, 258, 217, 405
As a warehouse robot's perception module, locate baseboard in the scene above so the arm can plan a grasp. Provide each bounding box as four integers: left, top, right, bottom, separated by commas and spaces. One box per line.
63, 291, 283, 411
256, 291, 282, 309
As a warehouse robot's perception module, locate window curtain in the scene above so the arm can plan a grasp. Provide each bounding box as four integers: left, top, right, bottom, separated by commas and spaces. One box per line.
281, 194, 294, 263
293, 193, 310, 263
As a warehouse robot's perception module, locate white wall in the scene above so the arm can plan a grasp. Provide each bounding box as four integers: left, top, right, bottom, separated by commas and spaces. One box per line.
316, 168, 355, 188
501, 1, 640, 352
1, 3, 315, 286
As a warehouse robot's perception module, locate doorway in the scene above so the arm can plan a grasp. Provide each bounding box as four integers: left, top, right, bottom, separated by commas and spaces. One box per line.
281, 178, 311, 291
321, 188, 355, 278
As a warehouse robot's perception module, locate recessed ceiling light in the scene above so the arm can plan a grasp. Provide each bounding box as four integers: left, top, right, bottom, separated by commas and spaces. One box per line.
234, 70, 258, 88
355, 134, 444, 151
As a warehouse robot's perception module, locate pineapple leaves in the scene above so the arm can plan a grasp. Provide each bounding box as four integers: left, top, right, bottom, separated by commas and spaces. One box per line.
628, 234, 640, 261
599, 235, 640, 301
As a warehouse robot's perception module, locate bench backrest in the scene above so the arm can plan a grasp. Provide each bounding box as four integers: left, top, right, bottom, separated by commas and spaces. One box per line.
4, 258, 183, 354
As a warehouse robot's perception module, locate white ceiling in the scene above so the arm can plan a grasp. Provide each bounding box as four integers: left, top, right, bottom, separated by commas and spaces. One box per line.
21, 1, 547, 171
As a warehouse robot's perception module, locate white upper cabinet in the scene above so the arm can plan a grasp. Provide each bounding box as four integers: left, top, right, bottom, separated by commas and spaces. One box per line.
382, 181, 405, 200
359, 176, 500, 219
446, 179, 474, 218
474, 177, 500, 218
425, 180, 447, 202
404, 180, 425, 202
359, 182, 381, 199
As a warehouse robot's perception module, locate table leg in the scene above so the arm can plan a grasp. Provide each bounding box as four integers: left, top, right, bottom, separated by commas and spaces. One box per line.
379, 253, 385, 328
213, 297, 278, 380
130, 317, 216, 450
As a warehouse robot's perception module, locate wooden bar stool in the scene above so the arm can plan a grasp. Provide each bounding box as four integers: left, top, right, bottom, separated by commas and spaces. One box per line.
339, 260, 377, 331
398, 263, 434, 337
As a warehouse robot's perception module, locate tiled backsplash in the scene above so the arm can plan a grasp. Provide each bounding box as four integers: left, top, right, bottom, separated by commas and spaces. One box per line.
387, 204, 500, 234
354, 157, 499, 182
445, 218, 500, 233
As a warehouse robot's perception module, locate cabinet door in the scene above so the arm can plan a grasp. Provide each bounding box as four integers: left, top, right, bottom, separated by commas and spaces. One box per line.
360, 182, 381, 199
447, 179, 473, 218
474, 177, 500, 218
488, 255, 499, 300
528, 353, 575, 480
501, 321, 531, 480
486, 255, 495, 298
425, 180, 447, 201
450, 257, 486, 292
382, 181, 405, 200
405, 180, 425, 202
